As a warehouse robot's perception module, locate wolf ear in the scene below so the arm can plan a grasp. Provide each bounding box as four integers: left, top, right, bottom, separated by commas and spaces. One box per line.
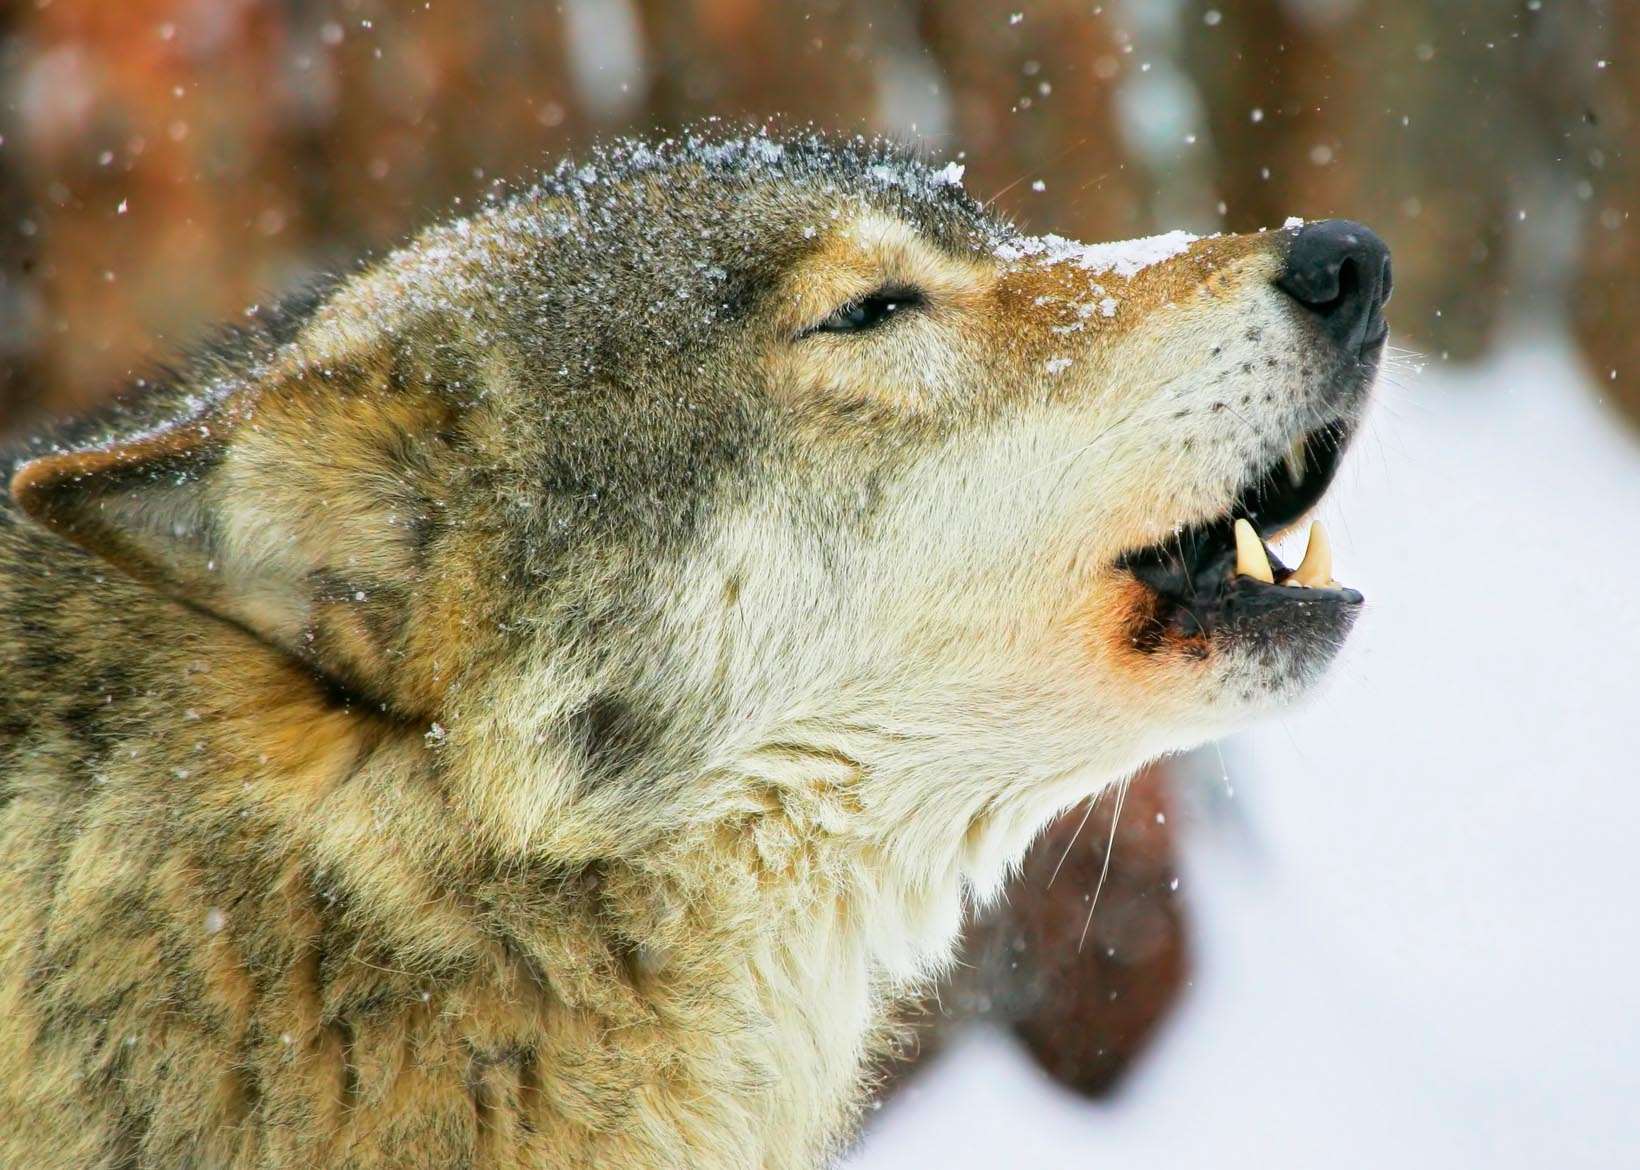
10, 361, 460, 706
9, 407, 299, 627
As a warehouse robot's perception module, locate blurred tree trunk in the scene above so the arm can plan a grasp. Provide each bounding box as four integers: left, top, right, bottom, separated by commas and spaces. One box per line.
1183, 0, 1519, 362
300, 2, 587, 248
636, 0, 881, 131
0, 1, 590, 427
1557, 2, 1640, 429
916, 0, 1144, 241
0, 9, 46, 433
10, 0, 293, 418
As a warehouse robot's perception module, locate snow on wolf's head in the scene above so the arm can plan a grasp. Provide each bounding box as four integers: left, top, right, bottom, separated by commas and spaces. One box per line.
11, 131, 1389, 906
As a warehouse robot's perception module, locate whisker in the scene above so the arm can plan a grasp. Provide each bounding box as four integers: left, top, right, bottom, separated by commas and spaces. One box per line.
984, 136, 1094, 211
1077, 772, 1131, 952
1046, 794, 1099, 888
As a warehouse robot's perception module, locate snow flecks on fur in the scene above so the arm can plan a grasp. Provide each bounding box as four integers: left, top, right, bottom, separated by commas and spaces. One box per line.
992, 228, 1199, 277
326, 129, 995, 372
517, 129, 978, 220
992, 227, 1200, 327
866, 159, 975, 201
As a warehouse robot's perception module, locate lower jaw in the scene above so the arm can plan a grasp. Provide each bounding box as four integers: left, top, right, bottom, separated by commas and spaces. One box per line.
1123, 528, 1364, 676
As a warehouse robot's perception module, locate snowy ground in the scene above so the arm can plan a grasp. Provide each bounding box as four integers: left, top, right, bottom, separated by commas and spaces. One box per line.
846, 334, 1640, 1169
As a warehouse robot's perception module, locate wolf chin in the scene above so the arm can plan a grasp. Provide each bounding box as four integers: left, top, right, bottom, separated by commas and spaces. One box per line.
0, 132, 1388, 1168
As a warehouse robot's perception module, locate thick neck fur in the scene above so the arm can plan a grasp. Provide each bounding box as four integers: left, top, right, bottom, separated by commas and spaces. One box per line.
0, 507, 1016, 1169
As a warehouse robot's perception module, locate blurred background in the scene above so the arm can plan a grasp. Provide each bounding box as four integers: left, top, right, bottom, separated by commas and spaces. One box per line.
1, 2, 1636, 1167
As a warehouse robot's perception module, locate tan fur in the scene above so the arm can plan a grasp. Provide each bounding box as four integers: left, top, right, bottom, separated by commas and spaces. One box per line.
0, 136, 1375, 1168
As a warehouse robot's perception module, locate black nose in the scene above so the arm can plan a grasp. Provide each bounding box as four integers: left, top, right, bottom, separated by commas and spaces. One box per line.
1276, 219, 1392, 353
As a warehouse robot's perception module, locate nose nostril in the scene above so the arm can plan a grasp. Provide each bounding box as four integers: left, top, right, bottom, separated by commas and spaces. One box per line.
1276, 219, 1391, 351
1312, 256, 1360, 318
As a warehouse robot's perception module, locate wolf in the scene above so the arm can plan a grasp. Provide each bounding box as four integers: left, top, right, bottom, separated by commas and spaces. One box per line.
0, 132, 1389, 1169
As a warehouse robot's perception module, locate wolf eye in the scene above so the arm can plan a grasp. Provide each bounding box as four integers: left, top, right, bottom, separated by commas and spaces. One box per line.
813, 286, 924, 334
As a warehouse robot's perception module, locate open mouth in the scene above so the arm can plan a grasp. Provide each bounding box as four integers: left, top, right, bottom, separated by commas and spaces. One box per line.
1119, 419, 1363, 642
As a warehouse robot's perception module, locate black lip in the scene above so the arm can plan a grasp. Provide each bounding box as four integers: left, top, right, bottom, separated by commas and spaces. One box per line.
1118, 418, 1362, 638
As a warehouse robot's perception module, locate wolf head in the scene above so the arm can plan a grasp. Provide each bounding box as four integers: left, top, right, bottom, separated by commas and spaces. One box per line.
10, 133, 1386, 928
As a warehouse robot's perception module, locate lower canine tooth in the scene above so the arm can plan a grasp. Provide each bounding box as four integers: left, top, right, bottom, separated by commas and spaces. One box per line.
1233, 518, 1274, 583
1292, 520, 1334, 587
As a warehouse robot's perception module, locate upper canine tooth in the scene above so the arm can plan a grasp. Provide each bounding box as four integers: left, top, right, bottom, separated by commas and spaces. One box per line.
1285, 437, 1307, 486
1292, 520, 1334, 587
1233, 518, 1274, 583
